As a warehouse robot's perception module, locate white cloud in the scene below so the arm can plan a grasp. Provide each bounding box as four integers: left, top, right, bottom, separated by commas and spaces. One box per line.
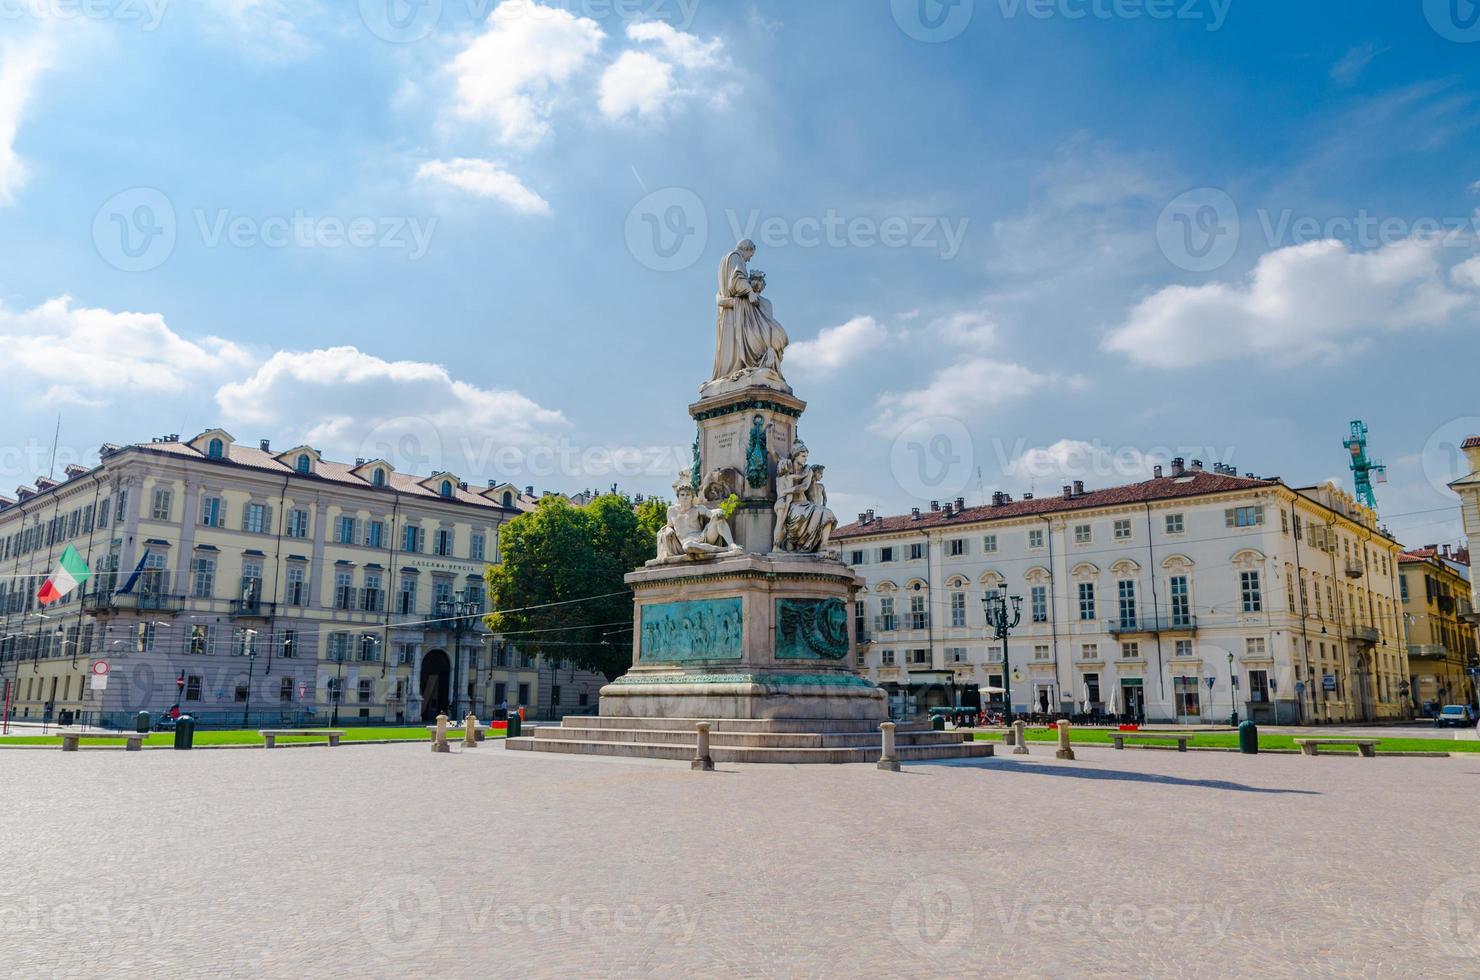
215, 347, 569, 472
450, 0, 605, 148
1005, 439, 1162, 486
0, 297, 250, 401
1330, 43, 1385, 86
931, 311, 997, 347
416, 157, 551, 215
786, 315, 888, 378
1104, 238, 1480, 368
0, 35, 55, 205
201, 0, 317, 60
871, 358, 1072, 437
598, 21, 728, 122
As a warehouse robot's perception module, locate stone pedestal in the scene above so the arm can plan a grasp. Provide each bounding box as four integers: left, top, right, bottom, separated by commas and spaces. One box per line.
688, 385, 806, 555
599, 552, 886, 722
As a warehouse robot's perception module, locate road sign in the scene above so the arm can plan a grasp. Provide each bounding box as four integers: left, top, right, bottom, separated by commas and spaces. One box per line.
298, 682, 309, 700
91, 674, 109, 691
1323, 674, 1337, 692
90, 660, 109, 676
1295, 681, 1306, 694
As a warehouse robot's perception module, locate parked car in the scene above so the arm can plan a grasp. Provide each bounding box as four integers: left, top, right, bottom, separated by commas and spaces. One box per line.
1434, 704, 1478, 728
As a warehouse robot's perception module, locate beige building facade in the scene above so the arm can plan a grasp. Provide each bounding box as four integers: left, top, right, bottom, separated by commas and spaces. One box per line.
1398, 546, 1477, 714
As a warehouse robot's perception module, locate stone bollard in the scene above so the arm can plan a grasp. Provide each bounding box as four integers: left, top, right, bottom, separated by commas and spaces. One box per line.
877, 722, 901, 772
464, 712, 479, 749
1012, 719, 1029, 755
692, 722, 715, 771
1055, 720, 1075, 760
431, 713, 450, 754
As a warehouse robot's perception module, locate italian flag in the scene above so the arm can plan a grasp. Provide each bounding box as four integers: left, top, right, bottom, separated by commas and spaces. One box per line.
37, 545, 91, 607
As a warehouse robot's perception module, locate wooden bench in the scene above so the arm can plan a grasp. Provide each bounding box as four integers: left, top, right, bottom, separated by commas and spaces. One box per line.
58, 732, 147, 752
1293, 738, 1377, 758
1111, 732, 1193, 752
258, 729, 344, 749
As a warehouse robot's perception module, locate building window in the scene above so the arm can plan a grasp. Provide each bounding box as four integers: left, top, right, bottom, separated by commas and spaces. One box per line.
908, 595, 927, 631
398, 577, 417, 615
337, 516, 357, 545
947, 646, 967, 663
287, 509, 309, 539
359, 678, 373, 703
372, 469, 386, 488
334, 572, 355, 610
244, 503, 268, 534
1240, 571, 1263, 613
1028, 528, 1045, 549
440, 480, 453, 499
909, 542, 924, 561
1113, 519, 1132, 541
1117, 580, 1136, 628
1174, 639, 1193, 657
1225, 505, 1264, 528
849, 550, 865, 565
188, 625, 214, 656
949, 591, 966, 628
1074, 524, 1091, 545
402, 526, 422, 553
471, 533, 486, 561
1173, 675, 1201, 716
192, 557, 215, 599
1169, 575, 1190, 627
234, 683, 248, 703
1165, 513, 1184, 534
185, 675, 202, 700
1120, 641, 1140, 660
296, 454, 310, 474
359, 634, 379, 662
150, 489, 172, 521
366, 521, 385, 549
240, 561, 263, 602
1030, 585, 1048, 623
948, 538, 965, 557
879, 546, 894, 563
207, 439, 223, 460
200, 496, 224, 527
878, 597, 896, 632
1079, 642, 1098, 661
1078, 582, 1096, 622
982, 534, 997, 554
285, 567, 306, 607
1245, 637, 1267, 658
328, 633, 349, 662
1033, 644, 1050, 661
434, 528, 454, 557
361, 573, 383, 613
1248, 669, 1269, 703
280, 676, 294, 702
908, 648, 929, 666
881, 649, 895, 665
281, 631, 297, 658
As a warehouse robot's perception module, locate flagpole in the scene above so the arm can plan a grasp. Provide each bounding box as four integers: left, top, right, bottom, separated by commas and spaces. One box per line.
47, 414, 61, 482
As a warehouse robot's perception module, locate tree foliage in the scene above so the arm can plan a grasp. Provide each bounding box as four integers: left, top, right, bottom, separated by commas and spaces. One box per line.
484, 494, 665, 680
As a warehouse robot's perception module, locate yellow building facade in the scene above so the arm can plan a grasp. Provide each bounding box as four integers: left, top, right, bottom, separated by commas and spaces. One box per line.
1399, 547, 1478, 714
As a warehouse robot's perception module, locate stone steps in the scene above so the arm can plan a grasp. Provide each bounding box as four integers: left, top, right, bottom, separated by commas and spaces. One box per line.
557, 716, 930, 735
505, 735, 995, 765
528, 725, 968, 749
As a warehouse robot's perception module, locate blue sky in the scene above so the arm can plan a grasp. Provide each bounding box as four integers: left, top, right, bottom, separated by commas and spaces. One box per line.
2, 0, 1479, 548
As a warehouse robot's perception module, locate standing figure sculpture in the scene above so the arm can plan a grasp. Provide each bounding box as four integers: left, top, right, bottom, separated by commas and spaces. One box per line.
652, 472, 744, 565
772, 441, 837, 557
710, 240, 789, 391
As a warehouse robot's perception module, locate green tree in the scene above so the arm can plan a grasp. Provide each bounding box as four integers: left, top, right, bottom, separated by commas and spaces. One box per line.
484, 494, 664, 679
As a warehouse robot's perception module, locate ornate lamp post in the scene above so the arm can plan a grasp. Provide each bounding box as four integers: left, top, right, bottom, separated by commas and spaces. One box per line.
982, 588, 1023, 726
1227, 650, 1239, 726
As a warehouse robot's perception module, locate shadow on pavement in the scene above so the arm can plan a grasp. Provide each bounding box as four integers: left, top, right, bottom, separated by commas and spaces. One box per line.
912, 757, 1321, 795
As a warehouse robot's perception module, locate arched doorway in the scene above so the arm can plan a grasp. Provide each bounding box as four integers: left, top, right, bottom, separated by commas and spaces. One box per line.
419, 650, 451, 723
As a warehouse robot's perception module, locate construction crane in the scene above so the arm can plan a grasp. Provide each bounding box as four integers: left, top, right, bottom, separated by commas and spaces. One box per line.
1343, 420, 1386, 511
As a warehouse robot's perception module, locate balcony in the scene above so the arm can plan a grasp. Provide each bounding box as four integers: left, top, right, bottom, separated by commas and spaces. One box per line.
1106, 615, 1197, 636
229, 599, 277, 619
874, 615, 898, 634
1344, 558, 1364, 579
854, 627, 873, 647
1407, 643, 1449, 661
82, 589, 185, 614
1347, 625, 1380, 645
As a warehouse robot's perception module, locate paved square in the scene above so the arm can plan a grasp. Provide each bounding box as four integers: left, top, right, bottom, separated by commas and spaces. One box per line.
2, 744, 1476, 978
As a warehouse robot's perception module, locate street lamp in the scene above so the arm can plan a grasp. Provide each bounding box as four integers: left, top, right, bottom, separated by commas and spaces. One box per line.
1269, 676, 1280, 726
981, 588, 1023, 726
1227, 651, 1239, 726
437, 591, 482, 720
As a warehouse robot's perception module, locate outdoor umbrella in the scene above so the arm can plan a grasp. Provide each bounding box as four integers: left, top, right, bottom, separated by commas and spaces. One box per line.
1107, 684, 1121, 716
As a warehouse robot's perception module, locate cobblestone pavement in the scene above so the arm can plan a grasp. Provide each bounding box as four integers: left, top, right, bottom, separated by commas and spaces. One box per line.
3, 743, 1477, 978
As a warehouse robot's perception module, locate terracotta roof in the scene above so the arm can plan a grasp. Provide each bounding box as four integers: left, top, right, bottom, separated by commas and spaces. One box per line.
127, 440, 515, 512
836, 470, 1279, 540
1400, 549, 1438, 562
1463, 436, 1480, 450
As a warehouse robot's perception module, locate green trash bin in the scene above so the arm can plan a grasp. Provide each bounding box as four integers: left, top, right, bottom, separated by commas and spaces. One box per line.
506, 713, 522, 738
135, 711, 151, 734
1238, 720, 1258, 755
174, 715, 195, 750
931, 714, 946, 731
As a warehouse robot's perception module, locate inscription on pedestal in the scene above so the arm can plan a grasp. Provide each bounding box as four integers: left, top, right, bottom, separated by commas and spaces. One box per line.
639, 597, 744, 664
775, 597, 850, 660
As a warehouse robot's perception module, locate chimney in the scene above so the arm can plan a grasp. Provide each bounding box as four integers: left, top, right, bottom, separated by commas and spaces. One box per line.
857, 512, 868, 525
1462, 436, 1480, 475
1062, 485, 1073, 499
930, 500, 940, 511
955, 496, 965, 510
1153, 465, 1163, 479
1442, 544, 1452, 560
259, 439, 271, 452
1190, 459, 1204, 472
525, 486, 534, 496
487, 480, 497, 488
1022, 493, 1033, 501
911, 507, 921, 521
1170, 457, 1185, 477
1073, 480, 1084, 496
355, 458, 366, 467
866, 509, 875, 522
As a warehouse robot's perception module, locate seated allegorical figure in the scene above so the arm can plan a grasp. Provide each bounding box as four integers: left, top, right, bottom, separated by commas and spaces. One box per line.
772, 441, 837, 557
652, 472, 744, 564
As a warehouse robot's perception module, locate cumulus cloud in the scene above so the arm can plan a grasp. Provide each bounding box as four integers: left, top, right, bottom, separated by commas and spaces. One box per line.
0, 297, 251, 402
216, 347, 569, 473
870, 358, 1075, 437
1005, 438, 1163, 487
598, 21, 729, 121
1103, 238, 1480, 368
449, 0, 605, 148
416, 157, 551, 215
786, 315, 888, 378
930, 311, 997, 347
0, 34, 55, 205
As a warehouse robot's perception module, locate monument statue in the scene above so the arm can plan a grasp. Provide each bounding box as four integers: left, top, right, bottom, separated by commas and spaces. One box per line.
772, 440, 837, 556
651, 471, 744, 565
709, 240, 789, 393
